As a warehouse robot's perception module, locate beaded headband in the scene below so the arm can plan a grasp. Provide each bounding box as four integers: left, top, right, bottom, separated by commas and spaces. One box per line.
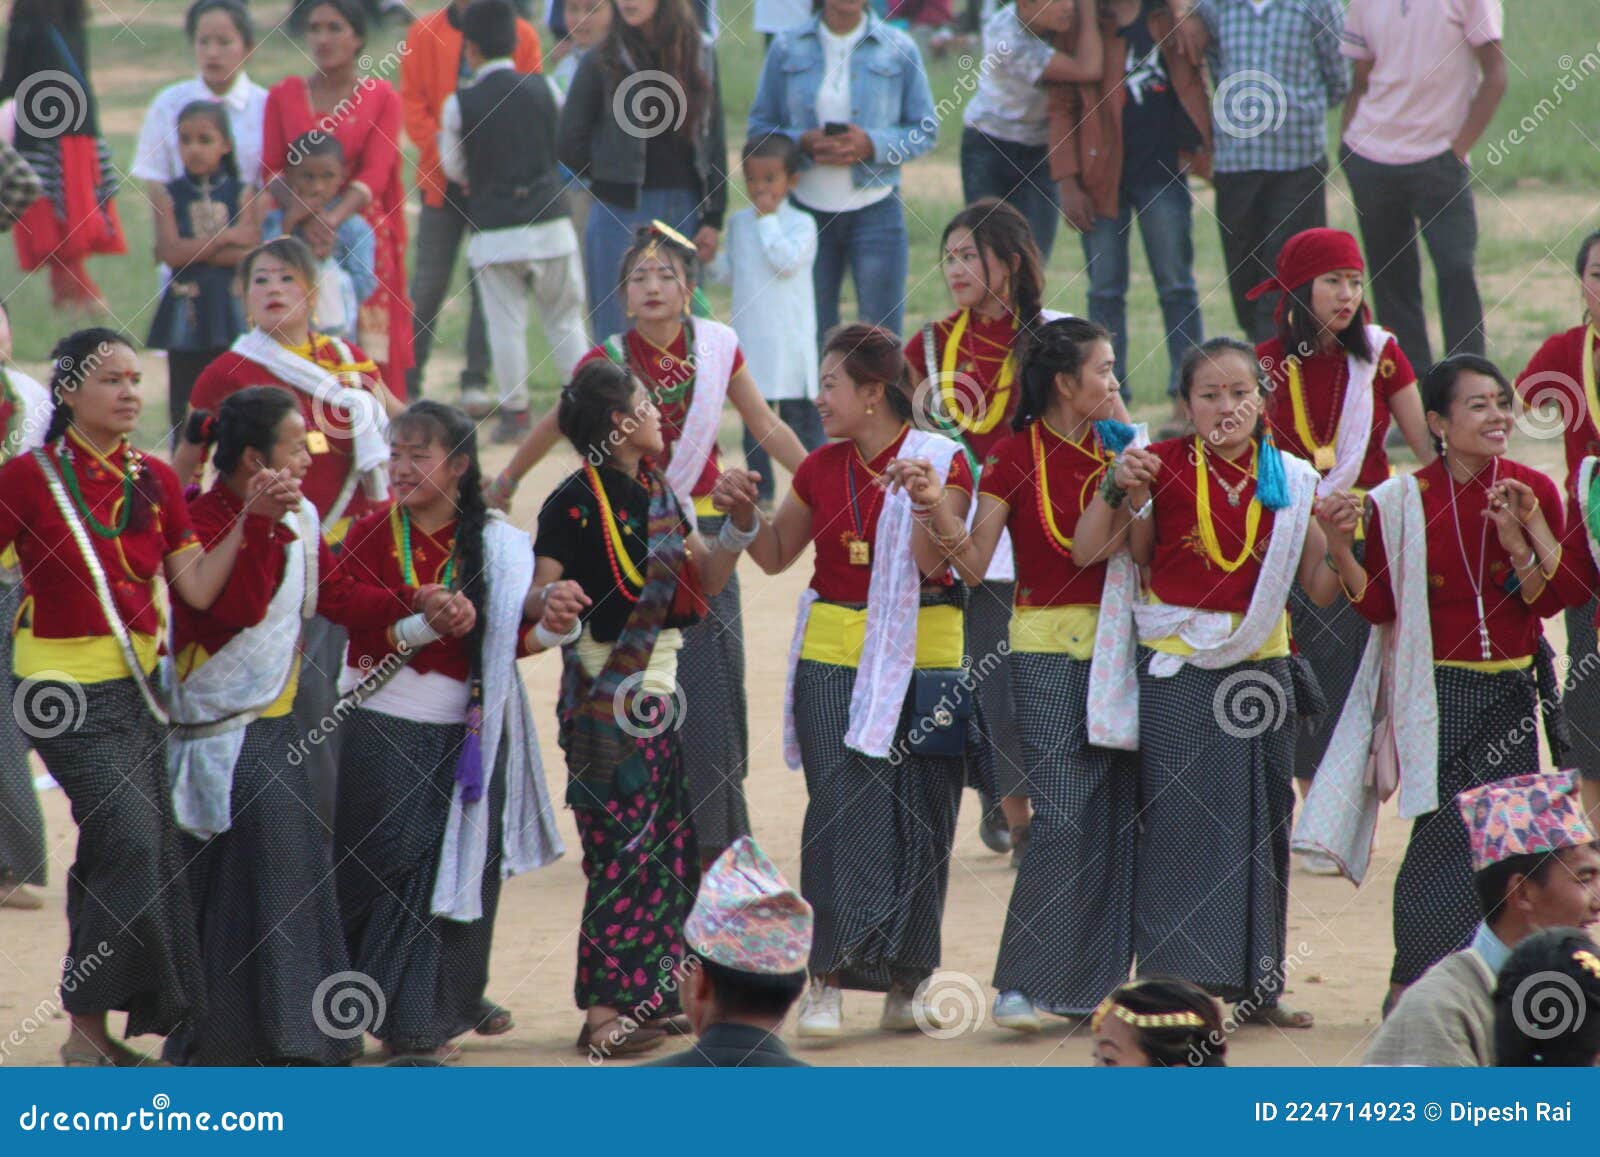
1090, 997, 1207, 1033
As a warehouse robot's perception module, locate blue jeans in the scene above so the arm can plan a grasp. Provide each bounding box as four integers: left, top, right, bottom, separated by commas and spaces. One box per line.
1079, 175, 1203, 398
959, 128, 1059, 260
795, 192, 909, 343
743, 397, 826, 502
584, 187, 703, 343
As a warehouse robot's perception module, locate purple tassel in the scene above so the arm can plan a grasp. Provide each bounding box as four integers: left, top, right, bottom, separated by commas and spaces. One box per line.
454, 703, 484, 803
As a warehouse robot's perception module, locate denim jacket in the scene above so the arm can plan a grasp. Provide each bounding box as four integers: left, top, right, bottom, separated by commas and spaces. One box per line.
747, 12, 938, 188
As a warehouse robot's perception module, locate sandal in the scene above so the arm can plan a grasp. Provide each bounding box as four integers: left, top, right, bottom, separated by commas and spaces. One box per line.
660, 1013, 694, 1036
1234, 1001, 1314, 1030
576, 1017, 665, 1057
472, 999, 515, 1037
1, 881, 44, 911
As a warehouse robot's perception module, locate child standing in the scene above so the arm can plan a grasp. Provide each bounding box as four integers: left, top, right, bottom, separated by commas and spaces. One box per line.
440, 0, 589, 445
261, 133, 376, 345
721, 132, 823, 505
147, 100, 256, 439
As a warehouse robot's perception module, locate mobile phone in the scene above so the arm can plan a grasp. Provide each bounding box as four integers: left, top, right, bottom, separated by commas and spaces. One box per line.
823, 122, 849, 136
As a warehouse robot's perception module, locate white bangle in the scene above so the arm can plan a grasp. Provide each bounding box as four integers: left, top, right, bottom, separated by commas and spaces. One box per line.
534, 619, 582, 649
1131, 497, 1154, 521
717, 516, 760, 552
394, 613, 444, 651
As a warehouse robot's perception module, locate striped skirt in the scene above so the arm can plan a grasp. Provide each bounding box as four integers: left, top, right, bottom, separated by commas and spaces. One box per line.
993, 652, 1137, 1012
793, 659, 963, 991
334, 709, 505, 1053
676, 515, 751, 857
965, 580, 1027, 799
0, 584, 46, 887
164, 714, 360, 1066
25, 677, 202, 1037
1133, 654, 1300, 1004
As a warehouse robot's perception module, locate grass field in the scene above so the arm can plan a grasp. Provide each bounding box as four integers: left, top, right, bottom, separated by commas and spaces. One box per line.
2, 0, 1598, 439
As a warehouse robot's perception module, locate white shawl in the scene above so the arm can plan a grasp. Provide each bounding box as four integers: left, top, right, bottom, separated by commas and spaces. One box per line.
1292, 475, 1438, 883
1086, 453, 1320, 750
231, 328, 390, 510
664, 318, 738, 531
1312, 325, 1390, 496
0, 368, 50, 585
429, 515, 564, 921
168, 503, 319, 839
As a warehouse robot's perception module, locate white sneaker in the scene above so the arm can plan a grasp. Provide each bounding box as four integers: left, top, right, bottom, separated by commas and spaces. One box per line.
796, 980, 843, 1038
992, 990, 1041, 1033
459, 387, 493, 419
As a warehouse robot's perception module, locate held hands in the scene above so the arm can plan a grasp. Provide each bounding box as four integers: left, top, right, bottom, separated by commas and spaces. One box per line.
1112, 448, 1161, 506
1314, 490, 1362, 552
539, 579, 591, 637
242, 467, 303, 521
420, 587, 477, 639
711, 467, 762, 529
881, 457, 945, 508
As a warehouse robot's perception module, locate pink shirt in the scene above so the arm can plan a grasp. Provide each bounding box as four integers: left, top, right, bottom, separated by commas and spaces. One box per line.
1340, 0, 1503, 165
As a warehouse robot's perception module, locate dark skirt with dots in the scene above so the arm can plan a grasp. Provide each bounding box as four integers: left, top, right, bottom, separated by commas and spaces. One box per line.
290, 614, 347, 835
1562, 600, 1600, 783
334, 709, 505, 1053
993, 651, 1136, 1013
1390, 663, 1544, 987
966, 580, 1027, 800
793, 658, 964, 992
570, 719, 699, 1013
676, 517, 750, 858
1133, 653, 1301, 1004
0, 581, 46, 887
25, 677, 202, 1038
164, 714, 361, 1066
1288, 567, 1370, 781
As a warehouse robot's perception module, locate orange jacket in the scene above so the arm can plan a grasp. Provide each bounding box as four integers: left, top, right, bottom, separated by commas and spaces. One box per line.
401, 6, 543, 209
1047, 7, 1211, 219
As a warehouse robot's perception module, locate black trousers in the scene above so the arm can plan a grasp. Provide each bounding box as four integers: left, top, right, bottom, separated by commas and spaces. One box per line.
1212, 161, 1328, 344
1342, 145, 1484, 376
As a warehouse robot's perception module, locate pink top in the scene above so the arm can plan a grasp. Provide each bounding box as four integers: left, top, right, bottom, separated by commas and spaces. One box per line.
1340, 0, 1503, 166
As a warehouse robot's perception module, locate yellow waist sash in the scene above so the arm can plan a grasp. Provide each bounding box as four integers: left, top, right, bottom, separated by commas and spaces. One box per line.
801, 602, 965, 669
1142, 609, 1293, 661
1436, 655, 1533, 674
14, 628, 161, 683
1009, 605, 1100, 659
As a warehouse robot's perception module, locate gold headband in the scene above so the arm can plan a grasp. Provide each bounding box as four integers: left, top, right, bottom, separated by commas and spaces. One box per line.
648, 219, 696, 252
1090, 997, 1207, 1033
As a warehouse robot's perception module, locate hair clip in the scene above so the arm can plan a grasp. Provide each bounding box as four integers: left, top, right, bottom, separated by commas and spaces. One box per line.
1573, 949, 1600, 980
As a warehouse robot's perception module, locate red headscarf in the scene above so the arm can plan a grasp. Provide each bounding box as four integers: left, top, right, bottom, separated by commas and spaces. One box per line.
1246, 228, 1366, 328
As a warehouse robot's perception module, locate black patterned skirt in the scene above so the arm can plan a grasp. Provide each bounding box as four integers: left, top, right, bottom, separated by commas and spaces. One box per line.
26, 677, 202, 1038
993, 651, 1137, 1012
1133, 653, 1300, 1004
793, 659, 964, 992
164, 714, 361, 1065
0, 584, 46, 886
1563, 600, 1600, 783
966, 580, 1027, 799
1288, 568, 1369, 781
334, 709, 505, 1053
291, 614, 348, 835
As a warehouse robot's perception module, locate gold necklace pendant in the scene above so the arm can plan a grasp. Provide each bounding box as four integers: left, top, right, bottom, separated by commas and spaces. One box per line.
1313, 444, 1337, 473
848, 537, 871, 566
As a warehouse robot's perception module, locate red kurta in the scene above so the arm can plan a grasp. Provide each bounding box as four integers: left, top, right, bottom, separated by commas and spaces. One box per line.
790, 427, 976, 604
979, 421, 1113, 607
1515, 324, 1599, 497
1146, 436, 1280, 615
906, 310, 1024, 467
261, 75, 414, 395
337, 508, 467, 681
1259, 334, 1415, 490
1354, 457, 1569, 662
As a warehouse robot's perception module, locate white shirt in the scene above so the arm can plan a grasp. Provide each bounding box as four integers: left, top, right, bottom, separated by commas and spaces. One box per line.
793, 18, 893, 215
439, 60, 579, 268
132, 72, 269, 188
717, 203, 818, 401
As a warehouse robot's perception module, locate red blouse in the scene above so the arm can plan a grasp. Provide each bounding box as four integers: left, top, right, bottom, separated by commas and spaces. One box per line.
1259, 334, 1415, 490
175, 485, 411, 659
790, 427, 976, 604
1146, 436, 1280, 615
1515, 324, 1599, 496
979, 421, 1113, 607
905, 310, 1024, 467
1354, 457, 1569, 661
337, 508, 467, 681
189, 337, 385, 531
0, 437, 197, 638
576, 328, 748, 501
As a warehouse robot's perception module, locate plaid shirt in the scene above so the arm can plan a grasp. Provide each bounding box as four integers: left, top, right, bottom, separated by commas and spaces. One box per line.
1197, 0, 1349, 173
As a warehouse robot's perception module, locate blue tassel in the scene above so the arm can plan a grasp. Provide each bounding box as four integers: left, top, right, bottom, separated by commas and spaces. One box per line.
454, 702, 485, 803
1255, 428, 1292, 511
1094, 419, 1138, 455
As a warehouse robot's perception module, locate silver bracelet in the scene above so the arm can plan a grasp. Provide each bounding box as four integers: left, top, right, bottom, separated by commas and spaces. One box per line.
717, 516, 761, 552
394, 613, 444, 651
534, 620, 582, 649
1131, 496, 1154, 521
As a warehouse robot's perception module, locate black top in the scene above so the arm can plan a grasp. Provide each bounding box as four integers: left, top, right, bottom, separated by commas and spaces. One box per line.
642, 1022, 808, 1067
1117, 16, 1182, 186
534, 465, 700, 644
644, 130, 701, 193
0, 18, 99, 148
458, 68, 568, 231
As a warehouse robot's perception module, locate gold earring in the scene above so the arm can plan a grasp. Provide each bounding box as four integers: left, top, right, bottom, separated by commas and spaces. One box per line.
866, 404, 876, 415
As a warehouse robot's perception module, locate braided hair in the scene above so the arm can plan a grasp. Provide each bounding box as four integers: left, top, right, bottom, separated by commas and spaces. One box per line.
390, 401, 489, 696
941, 199, 1046, 366
184, 385, 298, 476
1011, 317, 1113, 431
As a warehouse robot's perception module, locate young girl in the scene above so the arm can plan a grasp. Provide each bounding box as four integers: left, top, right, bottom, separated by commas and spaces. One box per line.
904, 199, 1082, 859
147, 100, 257, 434
1090, 978, 1227, 1067
1075, 337, 1341, 1030
0, 298, 51, 911
1305, 355, 1574, 1013
949, 318, 1135, 1030
1253, 228, 1432, 814
176, 236, 402, 830
334, 401, 565, 1065
1517, 229, 1600, 823
165, 386, 465, 1066
497, 222, 807, 865
532, 358, 755, 1055
734, 323, 974, 1037
0, 328, 258, 1065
